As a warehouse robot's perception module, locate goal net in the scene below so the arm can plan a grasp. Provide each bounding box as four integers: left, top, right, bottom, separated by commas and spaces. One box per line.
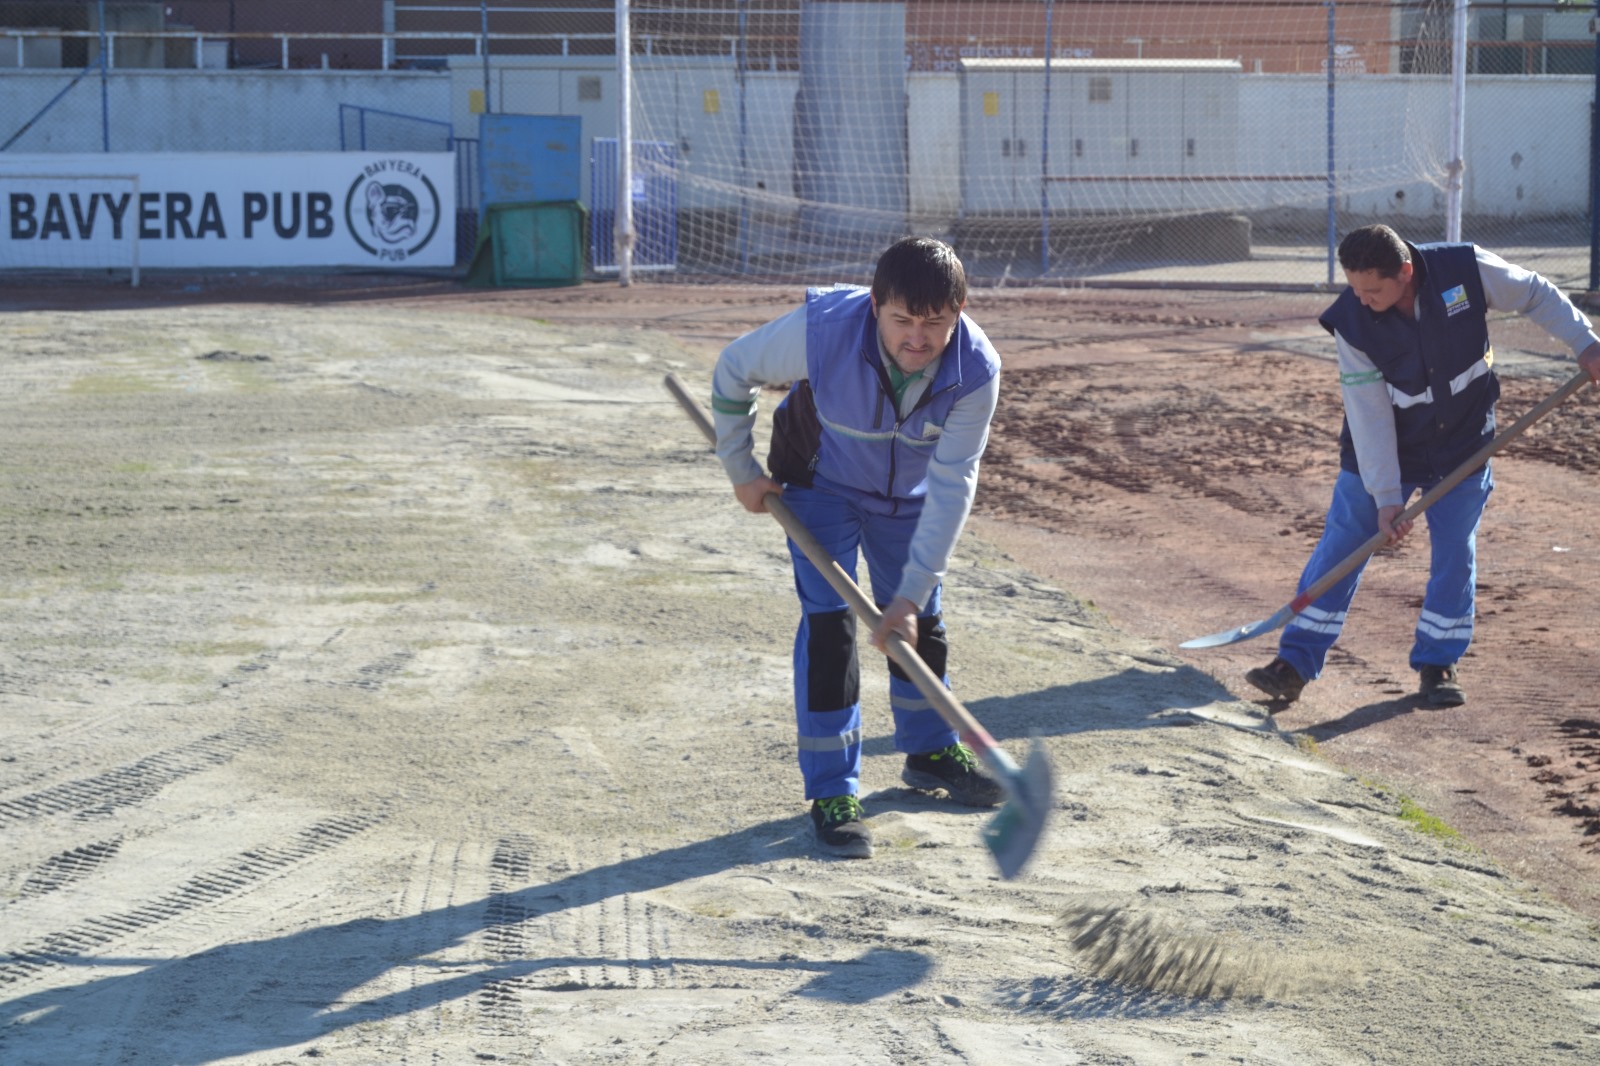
0, 173, 142, 286
626, 0, 1593, 284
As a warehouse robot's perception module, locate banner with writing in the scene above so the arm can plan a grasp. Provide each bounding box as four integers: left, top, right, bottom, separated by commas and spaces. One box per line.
1, 152, 456, 269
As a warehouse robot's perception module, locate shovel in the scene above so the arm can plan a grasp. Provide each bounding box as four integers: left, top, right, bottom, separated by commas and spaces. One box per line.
664, 372, 1053, 879
1182, 368, 1592, 650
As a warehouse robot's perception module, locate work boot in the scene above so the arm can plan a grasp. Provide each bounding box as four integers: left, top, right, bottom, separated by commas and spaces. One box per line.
1244, 656, 1306, 705
810, 795, 873, 858
902, 742, 1005, 808
1419, 664, 1466, 707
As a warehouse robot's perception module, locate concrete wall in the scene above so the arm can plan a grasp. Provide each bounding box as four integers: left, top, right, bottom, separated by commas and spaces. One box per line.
1, 62, 1593, 224
1, 69, 450, 153
1238, 74, 1594, 220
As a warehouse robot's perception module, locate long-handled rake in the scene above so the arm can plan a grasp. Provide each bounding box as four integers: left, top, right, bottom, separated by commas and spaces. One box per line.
1182, 368, 1593, 650
664, 372, 1053, 879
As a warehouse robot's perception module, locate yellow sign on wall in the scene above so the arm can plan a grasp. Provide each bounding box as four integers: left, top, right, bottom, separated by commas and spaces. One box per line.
983, 91, 1000, 117
469, 89, 485, 115
703, 89, 720, 114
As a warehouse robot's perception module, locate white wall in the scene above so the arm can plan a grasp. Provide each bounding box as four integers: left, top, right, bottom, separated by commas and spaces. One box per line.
1, 69, 450, 154
1463, 77, 1591, 217
909, 73, 962, 218
1, 64, 1593, 223
1238, 73, 1593, 220
1239, 75, 1451, 219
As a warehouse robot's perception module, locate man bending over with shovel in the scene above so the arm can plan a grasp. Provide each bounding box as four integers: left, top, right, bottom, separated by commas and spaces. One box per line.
710, 236, 1004, 859
1247, 223, 1600, 709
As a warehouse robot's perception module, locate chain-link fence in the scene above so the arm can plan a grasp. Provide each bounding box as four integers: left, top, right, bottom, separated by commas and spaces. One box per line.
1, 0, 1596, 288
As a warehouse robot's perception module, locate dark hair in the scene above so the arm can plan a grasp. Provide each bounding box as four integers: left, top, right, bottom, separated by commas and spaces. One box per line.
1337, 224, 1411, 278
871, 237, 968, 316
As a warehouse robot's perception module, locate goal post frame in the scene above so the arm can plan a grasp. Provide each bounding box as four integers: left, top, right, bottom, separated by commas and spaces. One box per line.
0, 172, 142, 287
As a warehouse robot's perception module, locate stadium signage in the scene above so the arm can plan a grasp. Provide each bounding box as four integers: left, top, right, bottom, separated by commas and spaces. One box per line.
0, 152, 455, 269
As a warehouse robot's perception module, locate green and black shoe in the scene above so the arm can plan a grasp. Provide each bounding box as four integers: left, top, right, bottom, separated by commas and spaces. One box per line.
810, 795, 873, 858
902, 742, 1005, 808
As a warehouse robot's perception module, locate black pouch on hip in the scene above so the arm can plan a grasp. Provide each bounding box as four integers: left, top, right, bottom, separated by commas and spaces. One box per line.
765, 379, 822, 487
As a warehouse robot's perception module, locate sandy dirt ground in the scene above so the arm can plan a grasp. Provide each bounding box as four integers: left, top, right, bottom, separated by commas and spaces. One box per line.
2, 273, 1599, 1065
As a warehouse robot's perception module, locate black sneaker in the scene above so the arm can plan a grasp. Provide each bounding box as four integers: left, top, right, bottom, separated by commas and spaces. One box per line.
1419, 664, 1466, 707
810, 795, 873, 858
902, 743, 1005, 808
1245, 656, 1306, 705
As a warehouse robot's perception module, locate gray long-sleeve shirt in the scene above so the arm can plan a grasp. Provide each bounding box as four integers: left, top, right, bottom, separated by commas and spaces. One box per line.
712, 304, 1000, 610
1336, 246, 1600, 508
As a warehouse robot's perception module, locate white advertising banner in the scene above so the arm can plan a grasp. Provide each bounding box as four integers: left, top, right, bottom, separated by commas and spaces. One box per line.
0, 153, 457, 269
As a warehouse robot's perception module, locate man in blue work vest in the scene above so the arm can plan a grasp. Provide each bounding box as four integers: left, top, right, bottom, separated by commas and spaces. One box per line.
1247, 224, 1600, 709
710, 237, 1004, 858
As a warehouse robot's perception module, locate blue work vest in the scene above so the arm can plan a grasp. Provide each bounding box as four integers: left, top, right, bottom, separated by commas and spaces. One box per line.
1320, 242, 1498, 483
768, 286, 1000, 504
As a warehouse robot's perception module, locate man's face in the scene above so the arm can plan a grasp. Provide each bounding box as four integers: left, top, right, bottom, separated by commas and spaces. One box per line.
1344, 261, 1414, 314
871, 295, 963, 373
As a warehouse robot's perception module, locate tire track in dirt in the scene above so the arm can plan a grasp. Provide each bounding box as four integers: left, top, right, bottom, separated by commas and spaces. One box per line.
477, 836, 538, 1028
12, 837, 123, 899
0, 708, 153, 795
0, 724, 270, 825
390, 839, 477, 1066
0, 813, 381, 989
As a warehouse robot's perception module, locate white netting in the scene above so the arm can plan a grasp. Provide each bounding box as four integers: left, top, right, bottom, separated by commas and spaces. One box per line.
625, 0, 1595, 285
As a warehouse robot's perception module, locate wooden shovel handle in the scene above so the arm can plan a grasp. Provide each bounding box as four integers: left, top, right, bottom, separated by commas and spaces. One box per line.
1293, 368, 1591, 611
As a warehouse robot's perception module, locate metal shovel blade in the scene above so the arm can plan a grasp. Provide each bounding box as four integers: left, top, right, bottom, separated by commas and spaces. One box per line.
1178, 604, 1295, 649
979, 737, 1054, 880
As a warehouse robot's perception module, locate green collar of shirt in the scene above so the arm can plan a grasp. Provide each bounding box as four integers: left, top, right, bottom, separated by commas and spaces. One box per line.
879, 338, 940, 413
885, 359, 925, 407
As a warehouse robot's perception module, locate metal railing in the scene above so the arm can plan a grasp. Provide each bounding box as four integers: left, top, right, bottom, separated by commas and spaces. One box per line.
2, 24, 1593, 75
0, 29, 614, 70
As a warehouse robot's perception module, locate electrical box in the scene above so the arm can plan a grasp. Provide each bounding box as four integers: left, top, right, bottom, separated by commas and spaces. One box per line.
959, 58, 1242, 215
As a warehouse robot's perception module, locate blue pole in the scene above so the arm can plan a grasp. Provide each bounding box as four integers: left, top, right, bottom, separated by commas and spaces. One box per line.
1590, 5, 1599, 291
1326, 1, 1337, 286
737, 0, 749, 274
99, 0, 109, 151
1040, 0, 1054, 277
481, 1, 491, 114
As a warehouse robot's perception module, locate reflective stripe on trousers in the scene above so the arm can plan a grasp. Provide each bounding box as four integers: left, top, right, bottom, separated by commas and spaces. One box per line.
783, 484, 956, 800
1278, 465, 1492, 680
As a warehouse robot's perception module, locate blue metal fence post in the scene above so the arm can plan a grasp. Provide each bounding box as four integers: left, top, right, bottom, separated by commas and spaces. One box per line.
1590, 5, 1599, 292
737, 0, 750, 274
1326, 0, 1337, 286
481, 1, 492, 114
99, 0, 109, 151
1040, 0, 1054, 277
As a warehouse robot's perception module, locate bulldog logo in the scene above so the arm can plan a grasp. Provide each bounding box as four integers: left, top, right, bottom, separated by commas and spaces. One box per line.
365, 182, 419, 245
345, 161, 441, 262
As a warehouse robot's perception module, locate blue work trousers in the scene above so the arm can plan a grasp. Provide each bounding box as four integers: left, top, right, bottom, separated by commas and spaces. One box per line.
1278, 465, 1493, 680
781, 483, 957, 800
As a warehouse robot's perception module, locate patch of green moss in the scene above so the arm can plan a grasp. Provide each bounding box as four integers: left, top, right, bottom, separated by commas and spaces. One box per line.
1396, 795, 1465, 846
